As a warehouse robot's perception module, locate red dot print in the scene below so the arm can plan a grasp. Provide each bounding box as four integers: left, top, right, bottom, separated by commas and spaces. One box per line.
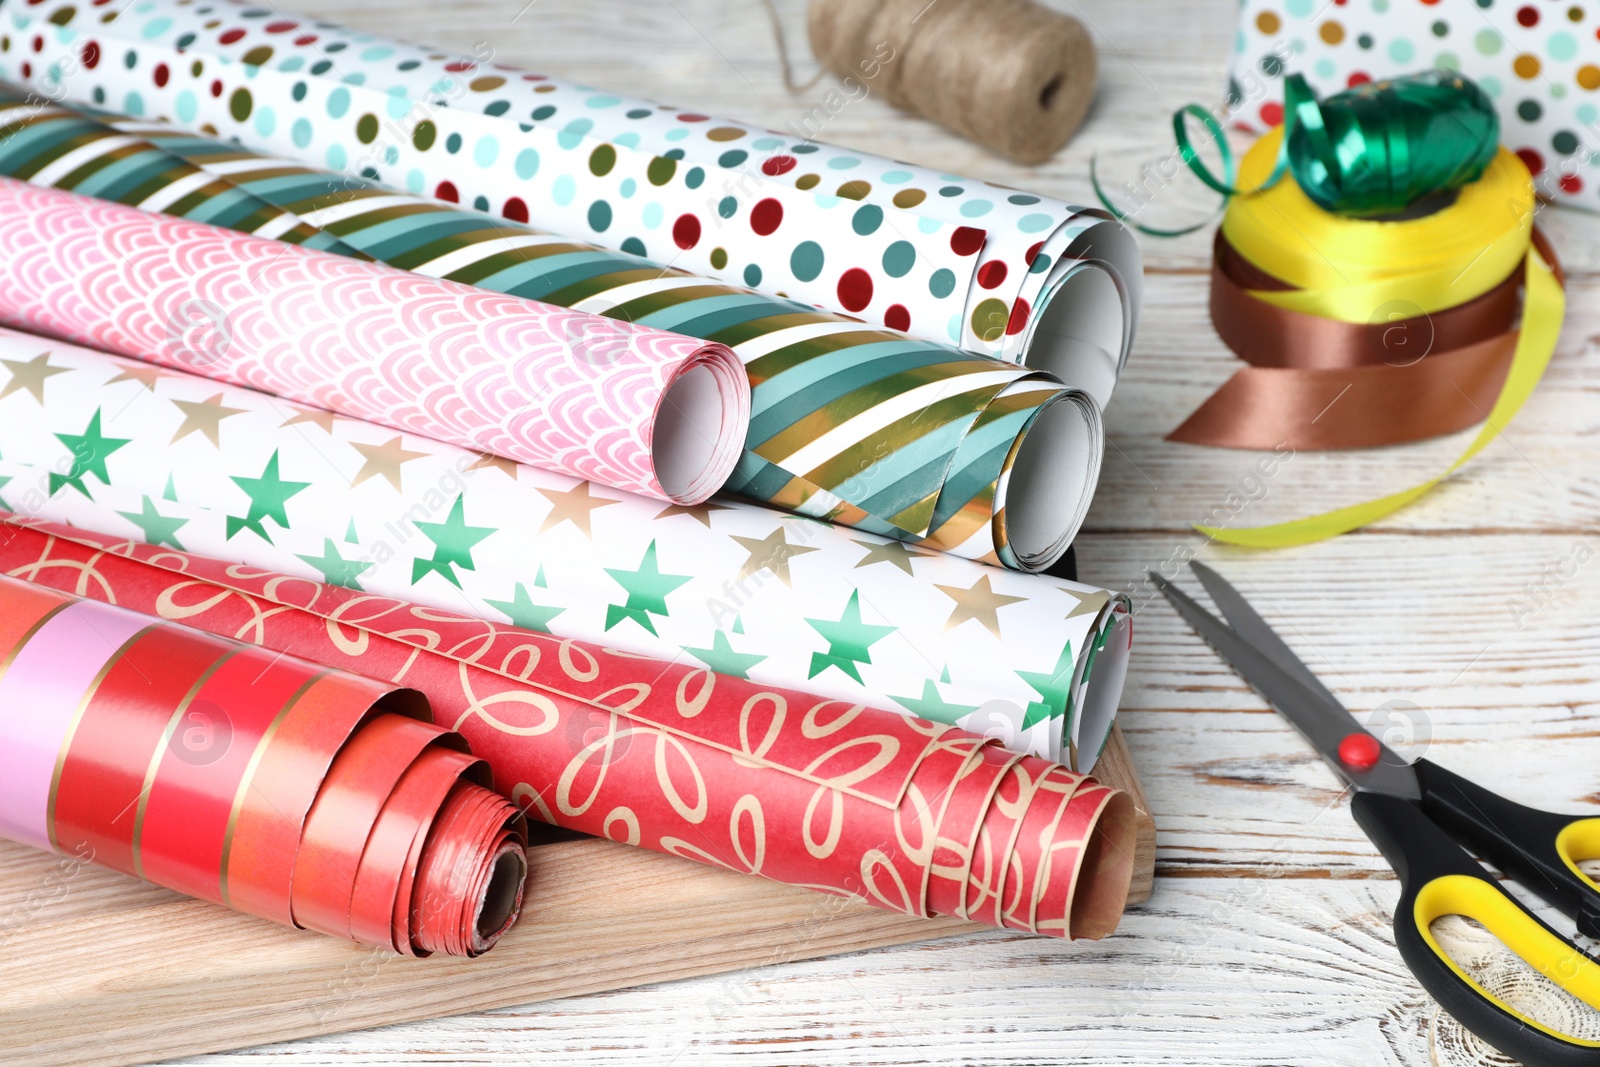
30, 34, 42, 52
673, 213, 702, 249
503, 197, 529, 222
1025, 241, 1044, 266
218, 28, 246, 45
950, 226, 985, 256
750, 198, 783, 235
884, 304, 911, 332
435, 180, 460, 203
1516, 147, 1545, 175
265, 20, 297, 33
1559, 173, 1583, 194
837, 268, 873, 312
677, 113, 709, 123
153, 62, 169, 87
209, 79, 223, 97
293, 34, 318, 46
444, 60, 475, 73
80, 40, 99, 68
1260, 101, 1284, 127
1516, 5, 1539, 26
1006, 298, 1031, 336
1347, 71, 1372, 87
977, 261, 1009, 290
762, 154, 797, 176
18, 61, 29, 79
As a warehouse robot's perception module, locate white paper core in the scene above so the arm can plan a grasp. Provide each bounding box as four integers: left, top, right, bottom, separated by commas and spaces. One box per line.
653, 363, 732, 502
1024, 264, 1126, 408
1075, 607, 1132, 773
1001, 391, 1102, 570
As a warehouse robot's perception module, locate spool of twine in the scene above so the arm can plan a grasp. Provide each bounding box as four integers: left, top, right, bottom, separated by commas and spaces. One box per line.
805, 0, 1098, 164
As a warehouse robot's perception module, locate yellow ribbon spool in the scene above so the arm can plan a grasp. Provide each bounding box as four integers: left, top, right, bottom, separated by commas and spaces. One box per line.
1199, 128, 1564, 548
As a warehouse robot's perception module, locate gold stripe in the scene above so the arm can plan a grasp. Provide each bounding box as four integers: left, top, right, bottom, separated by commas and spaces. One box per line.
46, 622, 159, 852
0, 601, 73, 690
130, 649, 239, 880
218, 668, 331, 908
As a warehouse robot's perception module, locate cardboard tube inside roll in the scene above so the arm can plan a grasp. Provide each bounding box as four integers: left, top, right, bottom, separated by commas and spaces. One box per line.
808, 0, 1098, 164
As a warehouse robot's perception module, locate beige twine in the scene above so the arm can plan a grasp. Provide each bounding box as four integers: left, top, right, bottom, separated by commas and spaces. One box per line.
796, 0, 1098, 164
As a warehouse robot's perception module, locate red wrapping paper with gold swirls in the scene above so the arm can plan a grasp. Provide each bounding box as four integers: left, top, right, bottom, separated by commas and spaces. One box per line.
0, 513, 1136, 939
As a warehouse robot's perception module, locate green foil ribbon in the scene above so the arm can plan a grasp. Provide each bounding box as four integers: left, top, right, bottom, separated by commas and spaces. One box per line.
1095, 69, 1501, 232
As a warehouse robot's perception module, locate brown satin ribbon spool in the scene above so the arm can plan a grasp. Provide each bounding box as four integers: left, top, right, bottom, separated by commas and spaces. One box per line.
1170, 229, 1561, 451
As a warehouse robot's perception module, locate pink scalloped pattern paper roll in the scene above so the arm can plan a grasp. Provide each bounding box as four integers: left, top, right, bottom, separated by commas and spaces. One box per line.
0, 178, 748, 505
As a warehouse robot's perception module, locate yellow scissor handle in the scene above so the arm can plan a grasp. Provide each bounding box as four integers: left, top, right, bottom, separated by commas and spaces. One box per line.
1557, 818, 1600, 896
1414, 873, 1600, 1047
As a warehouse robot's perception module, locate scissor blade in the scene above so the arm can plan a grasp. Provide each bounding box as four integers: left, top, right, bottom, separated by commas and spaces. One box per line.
1189, 561, 1345, 710
1151, 572, 1420, 801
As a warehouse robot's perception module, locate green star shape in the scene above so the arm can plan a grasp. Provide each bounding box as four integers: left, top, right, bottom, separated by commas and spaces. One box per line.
1017, 640, 1076, 730
116, 494, 188, 549
411, 494, 495, 588
227, 451, 310, 542
889, 679, 979, 727
485, 581, 566, 633
603, 540, 690, 636
51, 409, 130, 498
297, 537, 374, 589
682, 629, 767, 680
805, 590, 895, 685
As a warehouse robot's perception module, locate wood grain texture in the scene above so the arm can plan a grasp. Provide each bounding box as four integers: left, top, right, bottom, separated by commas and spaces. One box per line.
12, 0, 1598, 1063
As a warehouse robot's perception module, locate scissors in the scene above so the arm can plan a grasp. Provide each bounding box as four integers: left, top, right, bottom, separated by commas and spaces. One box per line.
1154, 561, 1600, 1067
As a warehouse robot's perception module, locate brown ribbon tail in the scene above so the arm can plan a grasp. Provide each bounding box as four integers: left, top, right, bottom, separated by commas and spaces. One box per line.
1167, 332, 1519, 451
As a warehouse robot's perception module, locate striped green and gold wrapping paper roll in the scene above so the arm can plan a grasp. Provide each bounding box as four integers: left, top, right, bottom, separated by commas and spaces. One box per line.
0, 86, 1105, 572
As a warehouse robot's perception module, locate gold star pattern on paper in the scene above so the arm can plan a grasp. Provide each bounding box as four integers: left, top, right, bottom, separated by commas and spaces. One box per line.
350, 435, 429, 491
731, 527, 819, 588
465, 451, 520, 480
535, 481, 618, 537
851, 537, 926, 576
105, 363, 167, 392
280, 405, 339, 433
169, 393, 248, 447
0, 351, 71, 403
1060, 587, 1111, 620
653, 500, 735, 528
935, 574, 1026, 639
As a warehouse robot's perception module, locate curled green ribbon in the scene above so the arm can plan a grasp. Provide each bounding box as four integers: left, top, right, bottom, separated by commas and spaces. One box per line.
1093, 69, 1501, 232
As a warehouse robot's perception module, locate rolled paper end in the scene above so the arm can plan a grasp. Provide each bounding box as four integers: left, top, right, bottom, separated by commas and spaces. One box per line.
409, 780, 529, 957
1021, 260, 1130, 409
650, 344, 750, 504
996, 388, 1103, 572
1071, 601, 1133, 774
1067, 788, 1137, 941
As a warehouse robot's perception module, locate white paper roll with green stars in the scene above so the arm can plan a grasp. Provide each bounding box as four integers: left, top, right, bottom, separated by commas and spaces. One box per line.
0, 326, 1131, 770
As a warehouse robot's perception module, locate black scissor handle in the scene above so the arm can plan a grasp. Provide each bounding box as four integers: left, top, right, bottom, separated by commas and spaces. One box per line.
1353, 791, 1600, 1067
1414, 758, 1600, 940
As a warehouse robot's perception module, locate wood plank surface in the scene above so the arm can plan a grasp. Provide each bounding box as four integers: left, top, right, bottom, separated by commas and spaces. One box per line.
8, 0, 1598, 1063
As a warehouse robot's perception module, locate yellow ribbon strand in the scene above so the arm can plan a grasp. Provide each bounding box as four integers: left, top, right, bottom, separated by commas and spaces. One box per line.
1200, 244, 1563, 547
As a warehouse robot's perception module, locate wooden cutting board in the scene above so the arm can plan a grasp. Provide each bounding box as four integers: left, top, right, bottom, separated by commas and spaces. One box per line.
0, 725, 1153, 1067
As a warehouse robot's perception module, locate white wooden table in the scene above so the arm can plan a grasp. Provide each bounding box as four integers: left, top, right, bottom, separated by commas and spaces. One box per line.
180, 1, 1600, 1064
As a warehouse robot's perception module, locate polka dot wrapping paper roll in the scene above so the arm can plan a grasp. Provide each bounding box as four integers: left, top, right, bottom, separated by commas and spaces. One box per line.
0, 0, 1141, 407
0, 325, 1131, 772
1225, 0, 1600, 208
0, 573, 528, 956
0, 87, 1106, 571
0, 515, 1137, 940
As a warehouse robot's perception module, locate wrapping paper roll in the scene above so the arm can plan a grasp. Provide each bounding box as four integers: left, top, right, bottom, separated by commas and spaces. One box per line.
0, 177, 748, 506
0, 90, 1102, 569
0, 0, 1142, 408
0, 325, 1130, 770
0, 572, 528, 956
0, 515, 1136, 939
